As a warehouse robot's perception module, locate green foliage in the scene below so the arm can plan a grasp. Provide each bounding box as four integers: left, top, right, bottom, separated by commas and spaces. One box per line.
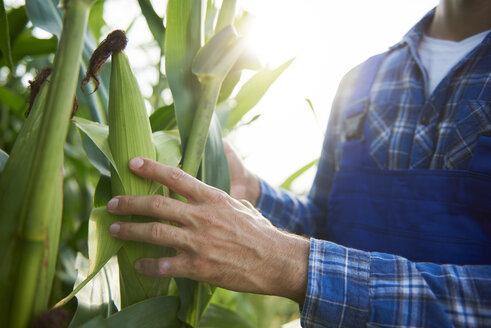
0, 0, 14, 70
0, 0, 303, 327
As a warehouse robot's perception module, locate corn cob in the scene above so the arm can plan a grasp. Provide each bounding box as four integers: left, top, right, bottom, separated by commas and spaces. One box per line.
81, 30, 171, 307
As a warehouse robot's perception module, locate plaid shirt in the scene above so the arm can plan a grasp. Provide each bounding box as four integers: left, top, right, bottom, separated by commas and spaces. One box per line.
256, 9, 491, 328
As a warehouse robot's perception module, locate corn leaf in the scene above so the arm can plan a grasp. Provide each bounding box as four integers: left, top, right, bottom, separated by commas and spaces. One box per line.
0, 0, 14, 70
27, 0, 108, 124
72, 117, 121, 183
165, 0, 203, 152
25, 0, 62, 37
153, 130, 181, 167
11, 34, 58, 63
57, 207, 125, 307
280, 158, 319, 190
81, 132, 111, 177
5, 5, 28, 47
214, 0, 236, 33
78, 296, 181, 328
224, 57, 295, 131
0, 149, 7, 173
199, 304, 254, 328
202, 114, 230, 193
94, 176, 112, 208
0, 86, 25, 115
137, 0, 165, 52
88, 0, 105, 42
192, 25, 246, 81
68, 253, 119, 327
150, 104, 177, 132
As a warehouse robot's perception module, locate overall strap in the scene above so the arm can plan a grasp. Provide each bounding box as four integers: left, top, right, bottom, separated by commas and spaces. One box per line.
346, 53, 384, 118
343, 54, 384, 143
341, 54, 385, 169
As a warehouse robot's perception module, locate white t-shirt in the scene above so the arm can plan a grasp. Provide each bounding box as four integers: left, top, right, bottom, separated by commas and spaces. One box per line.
417, 30, 490, 94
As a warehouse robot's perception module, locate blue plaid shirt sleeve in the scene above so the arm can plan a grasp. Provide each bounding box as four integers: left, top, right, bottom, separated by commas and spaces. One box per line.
301, 238, 491, 328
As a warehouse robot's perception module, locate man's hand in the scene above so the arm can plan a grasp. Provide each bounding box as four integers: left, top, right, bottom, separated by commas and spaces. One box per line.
223, 140, 261, 205
107, 157, 310, 304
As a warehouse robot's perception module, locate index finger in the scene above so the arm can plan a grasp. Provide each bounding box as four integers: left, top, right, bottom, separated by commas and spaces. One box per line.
129, 157, 213, 203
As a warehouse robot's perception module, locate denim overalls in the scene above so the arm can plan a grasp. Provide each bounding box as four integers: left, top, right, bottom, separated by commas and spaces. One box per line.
326, 55, 491, 265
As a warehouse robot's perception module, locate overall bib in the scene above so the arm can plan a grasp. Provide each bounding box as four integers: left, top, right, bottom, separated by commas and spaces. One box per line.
326, 55, 491, 265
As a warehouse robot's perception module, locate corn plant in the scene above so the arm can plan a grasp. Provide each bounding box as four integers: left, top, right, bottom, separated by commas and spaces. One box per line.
0, 0, 292, 326
0, 0, 95, 327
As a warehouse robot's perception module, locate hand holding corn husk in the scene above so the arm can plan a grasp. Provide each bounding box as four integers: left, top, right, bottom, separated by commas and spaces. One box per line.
106, 157, 310, 304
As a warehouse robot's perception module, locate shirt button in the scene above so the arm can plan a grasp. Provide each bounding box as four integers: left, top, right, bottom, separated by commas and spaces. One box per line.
420, 115, 430, 126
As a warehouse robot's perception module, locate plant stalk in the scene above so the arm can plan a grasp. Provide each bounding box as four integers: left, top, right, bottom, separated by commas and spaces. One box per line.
181, 78, 221, 178
9, 0, 93, 326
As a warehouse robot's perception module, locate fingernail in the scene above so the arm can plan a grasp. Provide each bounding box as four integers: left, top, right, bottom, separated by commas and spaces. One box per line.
135, 260, 142, 273
107, 198, 119, 211
159, 261, 169, 274
129, 157, 144, 169
109, 223, 120, 235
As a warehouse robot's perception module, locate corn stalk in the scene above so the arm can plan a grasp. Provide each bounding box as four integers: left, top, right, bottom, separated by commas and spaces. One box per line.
0, 0, 94, 327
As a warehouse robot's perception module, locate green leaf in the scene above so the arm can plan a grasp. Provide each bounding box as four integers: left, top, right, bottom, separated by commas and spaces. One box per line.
214, 0, 236, 33
57, 207, 125, 307
137, 0, 165, 52
153, 130, 181, 167
79, 296, 181, 328
81, 131, 111, 177
280, 158, 319, 190
6, 5, 28, 46
200, 304, 254, 328
88, 0, 105, 42
150, 104, 177, 132
224, 57, 294, 131
68, 253, 119, 328
25, 0, 62, 38
94, 175, 112, 208
0, 86, 25, 114
0, 0, 14, 70
72, 117, 121, 182
218, 69, 241, 103
11, 33, 58, 63
202, 114, 230, 193
0, 149, 7, 173
27, 0, 109, 124
192, 25, 246, 81
165, 0, 203, 152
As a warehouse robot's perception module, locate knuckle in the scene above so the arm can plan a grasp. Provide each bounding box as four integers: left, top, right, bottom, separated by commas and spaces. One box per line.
149, 195, 165, 213
149, 222, 164, 241
209, 189, 229, 204
170, 167, 187, 183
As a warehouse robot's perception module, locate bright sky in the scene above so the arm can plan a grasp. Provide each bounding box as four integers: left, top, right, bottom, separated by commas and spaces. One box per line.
218, 0, 439, 193
14, 0, 439, 193
101, 0, 440, 194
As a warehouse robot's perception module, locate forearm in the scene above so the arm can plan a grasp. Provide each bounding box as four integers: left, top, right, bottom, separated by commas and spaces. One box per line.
302, 239, 491, 328
256, 179, 323, 237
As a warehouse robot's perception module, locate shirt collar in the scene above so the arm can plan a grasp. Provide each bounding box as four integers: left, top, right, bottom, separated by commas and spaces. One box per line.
390, 8, 436, 52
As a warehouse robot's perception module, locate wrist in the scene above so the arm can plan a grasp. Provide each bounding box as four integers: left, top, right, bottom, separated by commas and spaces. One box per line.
244, 172, 260, 206
267, 232, 310, 304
